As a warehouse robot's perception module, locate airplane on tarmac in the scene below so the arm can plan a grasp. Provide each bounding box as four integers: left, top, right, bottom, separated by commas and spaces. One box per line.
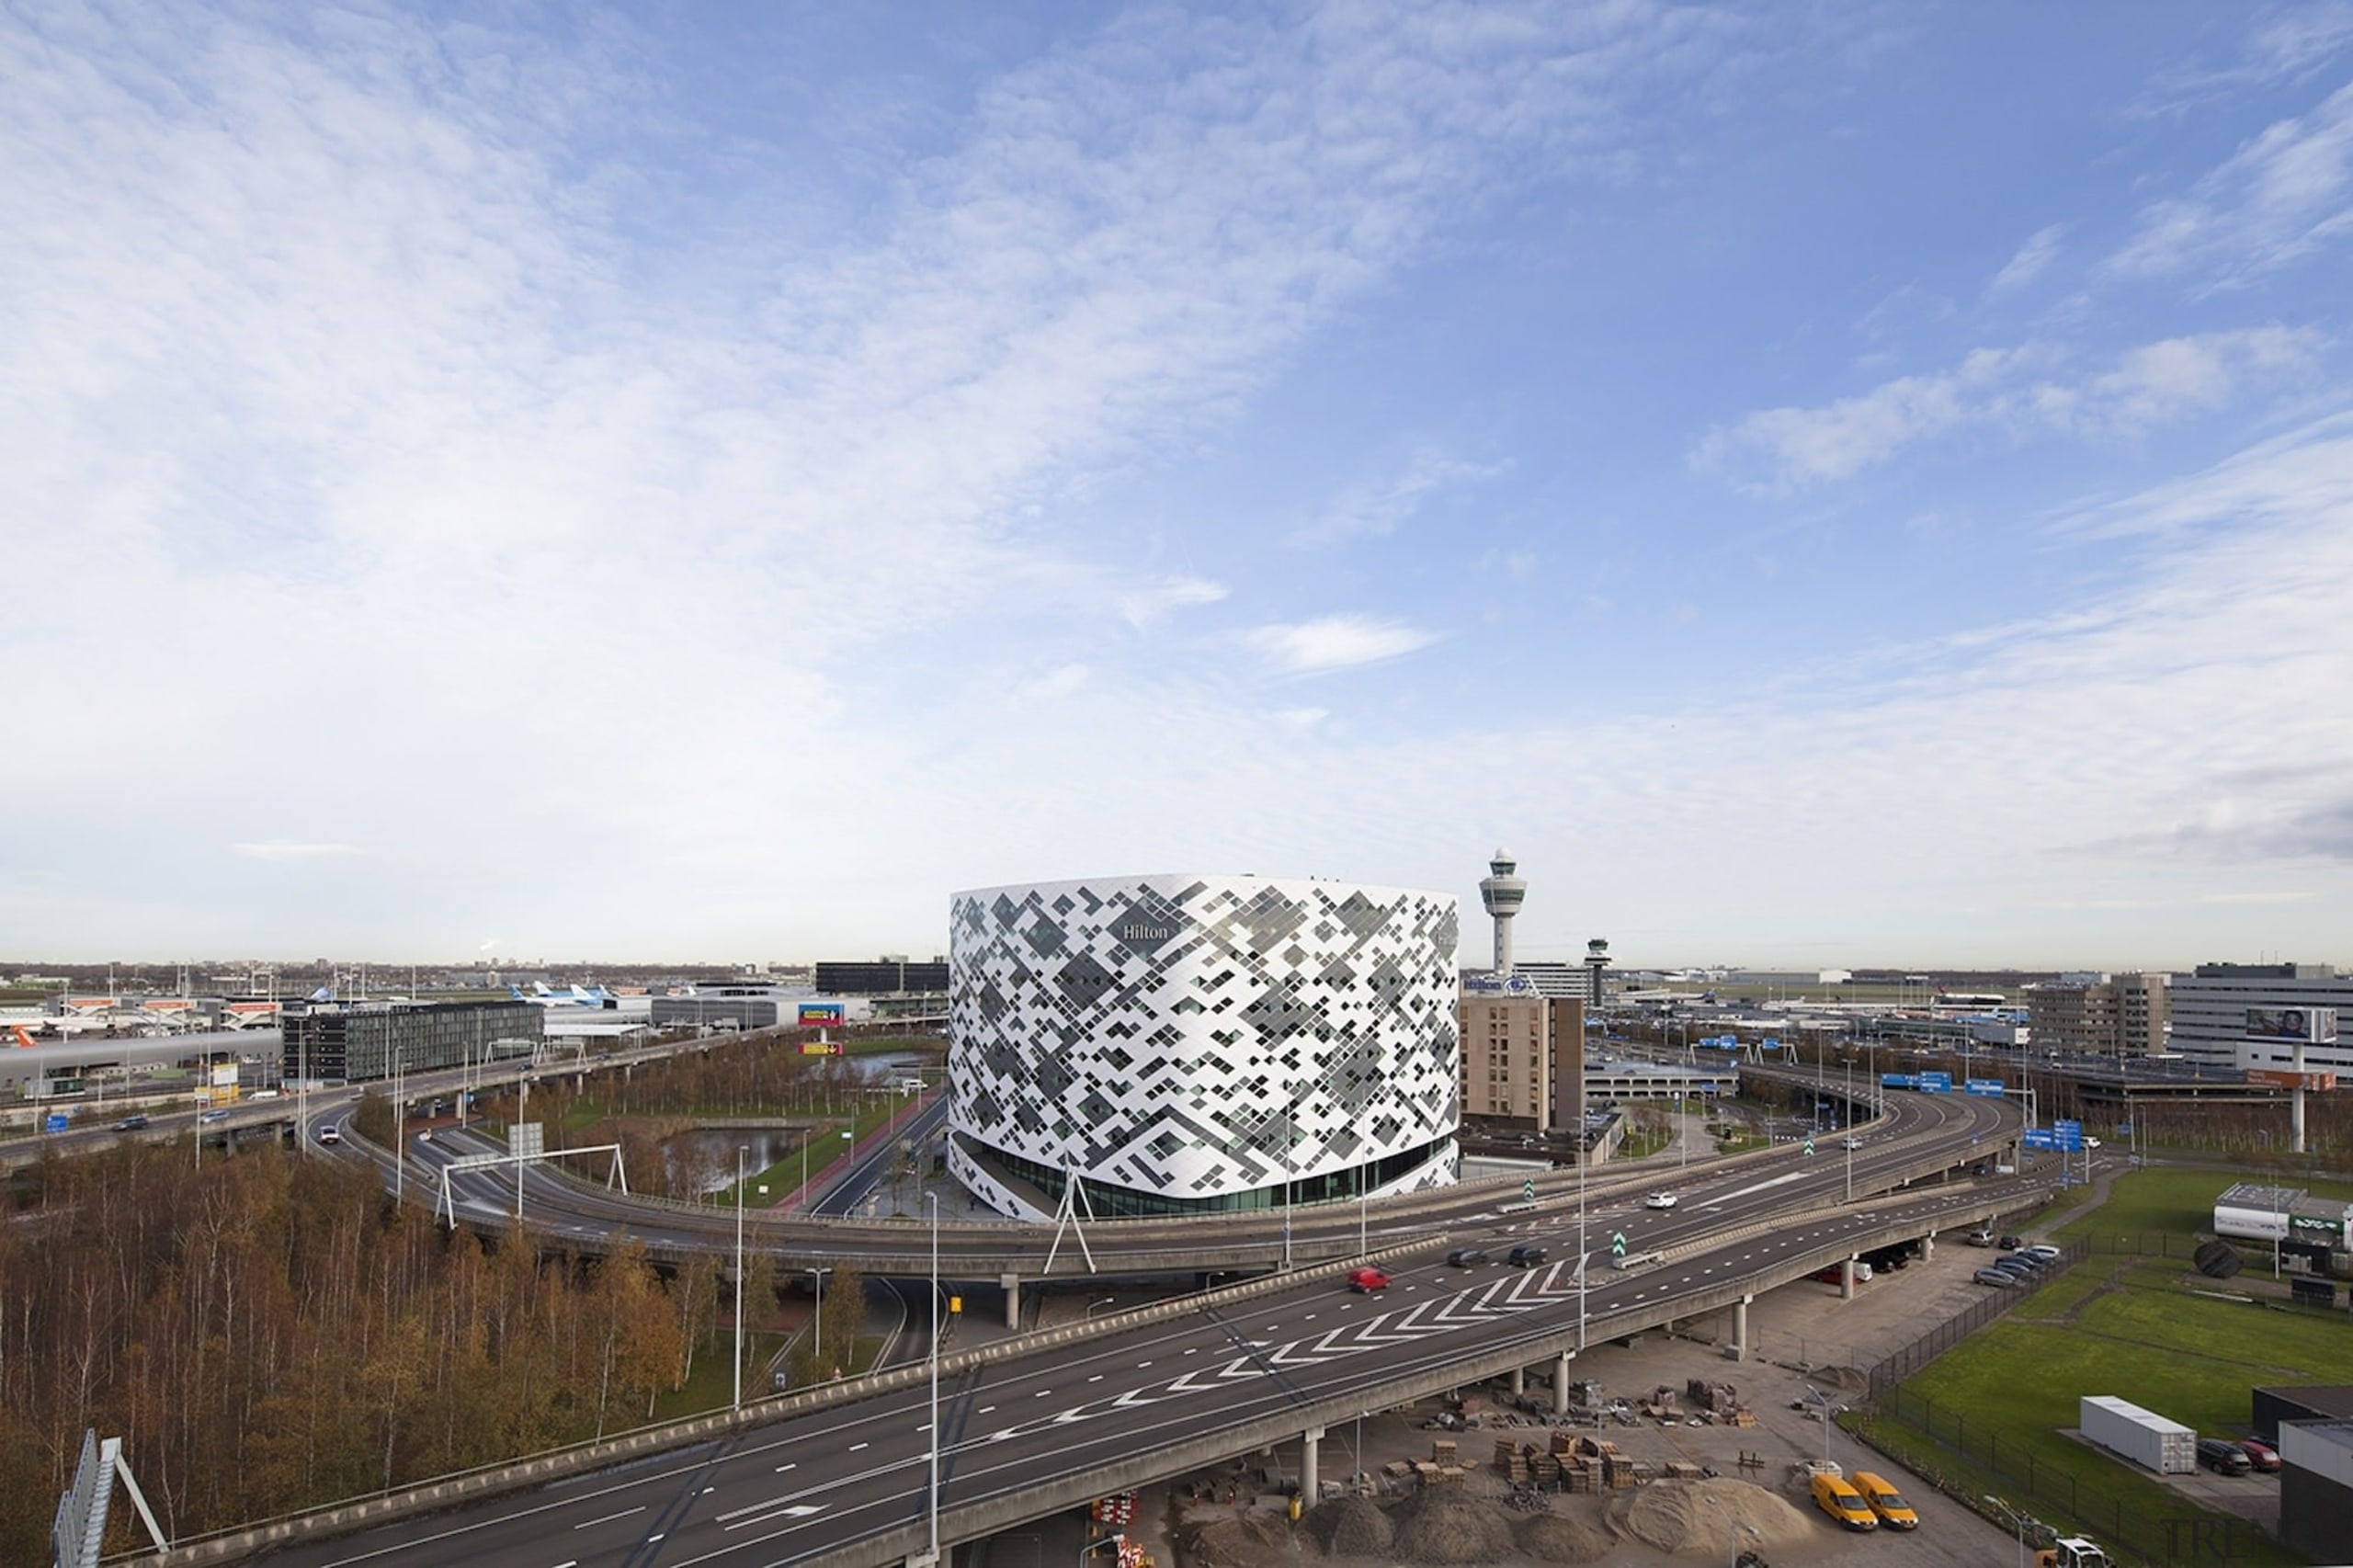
511, 983, 614, 1008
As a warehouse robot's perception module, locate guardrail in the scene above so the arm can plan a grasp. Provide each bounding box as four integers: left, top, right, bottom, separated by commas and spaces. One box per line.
111, 1232, 1452, 1568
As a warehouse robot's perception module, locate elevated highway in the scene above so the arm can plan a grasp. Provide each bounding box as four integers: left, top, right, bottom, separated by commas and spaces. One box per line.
340, 1064, 2016, 1284
143, 1083, 2043, 1568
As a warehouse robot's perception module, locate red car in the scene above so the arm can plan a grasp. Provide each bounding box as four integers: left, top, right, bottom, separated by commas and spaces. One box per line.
1346, 1267, 1392, 1292
2238, 1437, 2282, 1472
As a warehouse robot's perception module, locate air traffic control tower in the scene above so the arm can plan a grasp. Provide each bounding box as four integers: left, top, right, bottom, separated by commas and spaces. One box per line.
1478, 848, 1527, 977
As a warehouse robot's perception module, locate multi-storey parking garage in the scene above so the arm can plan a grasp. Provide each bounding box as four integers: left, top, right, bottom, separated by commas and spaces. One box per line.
947, 872, 1461, 1220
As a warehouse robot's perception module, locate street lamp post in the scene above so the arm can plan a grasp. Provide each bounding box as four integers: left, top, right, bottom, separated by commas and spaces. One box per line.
926, 1191, 941, 1568
393, 1045, 406, 1210
809, 1267, 826, 1378
1984, 1494, 2029, 1568
733, 1144, 747, 1411
1281, 1100, 1294, 1271
1576, 1115, 1588, 1353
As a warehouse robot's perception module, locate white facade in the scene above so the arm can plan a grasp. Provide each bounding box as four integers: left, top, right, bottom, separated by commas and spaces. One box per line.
947, 873, 1461, 1221
2169, 965, 2353, 1074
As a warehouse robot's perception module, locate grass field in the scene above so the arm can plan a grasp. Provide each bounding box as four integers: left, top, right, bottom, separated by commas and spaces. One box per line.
1860, 1165, 2350, 1565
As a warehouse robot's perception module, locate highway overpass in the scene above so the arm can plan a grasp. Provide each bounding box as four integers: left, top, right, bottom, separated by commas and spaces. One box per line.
127, 1081, 2035, 1568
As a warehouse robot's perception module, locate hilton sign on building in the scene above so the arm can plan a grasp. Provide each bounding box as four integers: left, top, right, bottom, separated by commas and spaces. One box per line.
946, 872, 1461, 1221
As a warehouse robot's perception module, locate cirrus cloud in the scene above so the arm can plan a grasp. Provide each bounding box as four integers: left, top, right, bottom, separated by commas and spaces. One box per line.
1246, 615, 1444, 674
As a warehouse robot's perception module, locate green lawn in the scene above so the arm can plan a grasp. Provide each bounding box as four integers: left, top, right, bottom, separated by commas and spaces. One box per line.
1862, 1167, 2352, 1564
2052, 1165, 2353, 1245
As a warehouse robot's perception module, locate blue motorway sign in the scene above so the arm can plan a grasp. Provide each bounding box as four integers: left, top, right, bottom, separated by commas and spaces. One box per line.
1965, 1079, 2007, 1097
1762, 1038, 1782, 1051
2021, 1129, 2057, 1150
1917, 1072, 1952, 1094
1881, 1073, 1919, 1088
43, 1112, 68, 1134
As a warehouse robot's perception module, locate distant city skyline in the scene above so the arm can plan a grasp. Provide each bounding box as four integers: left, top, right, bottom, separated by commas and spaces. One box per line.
6, 5, 2352, 968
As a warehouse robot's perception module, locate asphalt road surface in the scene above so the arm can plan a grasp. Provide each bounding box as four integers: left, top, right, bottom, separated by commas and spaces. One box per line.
242, 1086, 2028, 1568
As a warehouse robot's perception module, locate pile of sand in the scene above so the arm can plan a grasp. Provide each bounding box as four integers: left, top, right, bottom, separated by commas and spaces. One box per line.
1516, 1509, 1616, 1562
1183, 1511, 1308, 1567
1620, 1478, 1813, 1556
1304, 1495, 1393, 1558
1391, 1490, 1517, 1565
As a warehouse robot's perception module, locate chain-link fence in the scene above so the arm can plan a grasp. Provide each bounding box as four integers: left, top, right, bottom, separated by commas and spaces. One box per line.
1849, 1237, 2285, 1565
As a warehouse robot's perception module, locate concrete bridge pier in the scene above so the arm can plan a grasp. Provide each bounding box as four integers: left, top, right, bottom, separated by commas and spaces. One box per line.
1920, 1233, 1934, 1260
1841, 1258, 1858, 1301
1730, 1293, 1752, 1360
999, 1273, 1021, 1330
1552, 1349, 1574, 1415
1509, 1367, 1525, 1397
1301, 1426, 1324, 1506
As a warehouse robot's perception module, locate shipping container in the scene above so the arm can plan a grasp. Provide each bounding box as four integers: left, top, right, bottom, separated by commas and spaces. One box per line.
2081, 1395, 2197, 1474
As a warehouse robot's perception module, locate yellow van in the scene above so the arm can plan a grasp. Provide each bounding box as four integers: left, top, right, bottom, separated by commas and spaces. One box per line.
1849, 1471, 1919, 1530
1811, 1471, 1879, 1531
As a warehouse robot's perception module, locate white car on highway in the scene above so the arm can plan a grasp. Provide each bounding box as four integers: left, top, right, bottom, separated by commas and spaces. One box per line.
1644, 1192, 1677, 1210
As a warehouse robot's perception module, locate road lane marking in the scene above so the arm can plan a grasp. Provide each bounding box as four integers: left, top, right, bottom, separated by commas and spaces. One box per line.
849, 1442, 869, 1452
774, 1461, 797, 1473
574, 1506, 645, 1530
977, 1405, 996, 1415
722, 1504, 825, 1530
1088, 1374, 1103, 1382
1035, 1389, 1052, 1397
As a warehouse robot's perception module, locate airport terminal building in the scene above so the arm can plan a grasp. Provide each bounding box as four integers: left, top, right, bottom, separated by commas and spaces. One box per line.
947, 873, 1461, 1221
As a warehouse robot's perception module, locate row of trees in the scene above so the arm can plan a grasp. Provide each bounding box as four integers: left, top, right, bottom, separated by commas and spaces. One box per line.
0, 1030, 943, 1562
1, 1142, 710, 1562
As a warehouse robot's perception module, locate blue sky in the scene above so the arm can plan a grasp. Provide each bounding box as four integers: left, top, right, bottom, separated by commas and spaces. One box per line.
6, 2, 2352, 971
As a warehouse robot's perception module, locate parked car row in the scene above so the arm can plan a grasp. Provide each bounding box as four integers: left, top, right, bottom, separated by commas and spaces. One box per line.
1810, 1469, 1919, 1530
1972, 1242, 2062, 1287
2198, 1437, 2282, 1475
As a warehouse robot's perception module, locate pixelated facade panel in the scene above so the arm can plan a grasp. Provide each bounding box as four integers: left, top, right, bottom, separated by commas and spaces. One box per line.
948, 873, 1460, 1205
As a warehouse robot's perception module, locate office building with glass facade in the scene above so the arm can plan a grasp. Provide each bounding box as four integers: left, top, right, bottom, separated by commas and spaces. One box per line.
279, 999, 543, 1083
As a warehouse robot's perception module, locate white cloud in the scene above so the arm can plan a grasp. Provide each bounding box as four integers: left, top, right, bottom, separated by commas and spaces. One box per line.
2136, 5, 2353, 112
1116, 576, 1228, 631
1012, 663, 1091, 702
233, 841, 365, 861
2109, 79, 2353, 285
1245, 616, 1443, 674
1694, 327, 2320, 489
1988, 224, 2064, 293
1294, 451, 1503, 546
0, 1, 1780, 954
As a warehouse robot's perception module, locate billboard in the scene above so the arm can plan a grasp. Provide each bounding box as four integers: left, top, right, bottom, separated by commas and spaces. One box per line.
2245, 1007, 2336, 1043
798, 1002, 846, 1028
2246, 1067, 2340, 1092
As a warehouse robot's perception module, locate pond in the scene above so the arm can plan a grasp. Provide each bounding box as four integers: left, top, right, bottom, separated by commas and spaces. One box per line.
658, 1126, 807, 1194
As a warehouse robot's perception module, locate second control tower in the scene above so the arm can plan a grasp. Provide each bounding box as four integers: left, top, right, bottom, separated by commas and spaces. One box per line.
1478, 848, 1527, 977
